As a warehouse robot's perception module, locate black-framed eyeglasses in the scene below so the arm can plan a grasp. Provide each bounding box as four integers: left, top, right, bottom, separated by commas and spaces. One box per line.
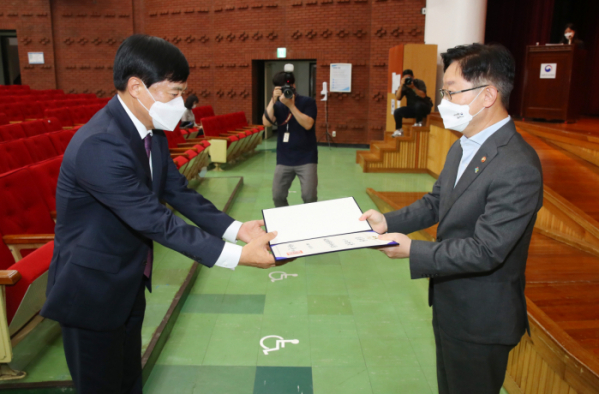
439, 85, 489, 101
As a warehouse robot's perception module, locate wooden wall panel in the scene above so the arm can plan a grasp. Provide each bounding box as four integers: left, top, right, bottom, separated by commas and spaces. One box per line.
403, 43, 438, 101
426, 123, 459, 178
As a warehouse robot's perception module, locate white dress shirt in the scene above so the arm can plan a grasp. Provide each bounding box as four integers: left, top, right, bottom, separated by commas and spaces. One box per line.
117, 95, 242, 269
455, 116, 511, 187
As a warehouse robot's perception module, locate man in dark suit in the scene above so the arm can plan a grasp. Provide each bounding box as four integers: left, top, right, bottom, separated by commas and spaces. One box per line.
41, 35, 277, 393
361, 43, 543, 394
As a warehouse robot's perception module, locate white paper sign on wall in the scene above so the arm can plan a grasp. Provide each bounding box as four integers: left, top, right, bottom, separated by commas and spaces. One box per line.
28, 52, 44, 65
540, 63, 557, 79
330, 63, 352, 93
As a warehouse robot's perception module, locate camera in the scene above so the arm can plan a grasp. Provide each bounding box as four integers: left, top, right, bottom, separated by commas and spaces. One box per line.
404, 77, 413, 86
281, 64, 295, 99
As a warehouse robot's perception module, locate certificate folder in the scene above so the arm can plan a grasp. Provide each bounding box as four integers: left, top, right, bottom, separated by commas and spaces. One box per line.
262, 197, 398, 260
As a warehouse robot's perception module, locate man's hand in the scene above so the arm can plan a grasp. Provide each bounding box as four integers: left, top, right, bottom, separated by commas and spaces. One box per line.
359, 209, 388, 234
280, 92, 295, 109
272, 87, 282, 102
239, 232, 278, 269
377, 233, 412, 259
237, 220, 266, 244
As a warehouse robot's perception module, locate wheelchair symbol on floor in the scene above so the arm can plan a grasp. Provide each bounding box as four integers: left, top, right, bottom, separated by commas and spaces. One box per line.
268, 271, 298, 283
260, 335, 300, 355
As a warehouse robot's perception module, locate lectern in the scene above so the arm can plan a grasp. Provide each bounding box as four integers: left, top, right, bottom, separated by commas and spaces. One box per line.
521, 45, 586, 122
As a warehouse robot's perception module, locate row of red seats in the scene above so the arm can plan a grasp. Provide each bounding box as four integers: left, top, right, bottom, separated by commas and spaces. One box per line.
0, 151, 57, 329
0, 85, 30, 92
201, 112, 264, 164
44, 104, 105, 128
0, 98, 108, 123
0, 118, 63, 142
0, 129, 75, 175
164, 125, 211, 179
0, 155, 60, 268
0, 93, 64, 104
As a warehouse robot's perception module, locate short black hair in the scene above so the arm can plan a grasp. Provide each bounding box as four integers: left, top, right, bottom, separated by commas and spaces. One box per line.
402, 69, 413, 77
113, 35, 189, 91
441, 43, 515, 109
564, 23, 576, 31
185, 94, 198, 110
273, 71, 295, 87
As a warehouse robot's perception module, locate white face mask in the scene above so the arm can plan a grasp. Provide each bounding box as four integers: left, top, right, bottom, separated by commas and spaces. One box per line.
437, 88, 486, 133
564, 32, 574, 39
137, 83, 186, 131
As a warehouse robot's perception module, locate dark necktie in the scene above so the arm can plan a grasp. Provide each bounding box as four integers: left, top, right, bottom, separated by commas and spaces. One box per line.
143, 134, 153, 278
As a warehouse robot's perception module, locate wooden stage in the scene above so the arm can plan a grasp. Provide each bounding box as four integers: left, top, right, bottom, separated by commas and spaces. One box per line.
360, 114, 599, 393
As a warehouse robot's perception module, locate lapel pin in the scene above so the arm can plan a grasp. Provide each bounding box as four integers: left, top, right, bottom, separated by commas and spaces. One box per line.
481, 156, 487, 163
474, 167, 480, 173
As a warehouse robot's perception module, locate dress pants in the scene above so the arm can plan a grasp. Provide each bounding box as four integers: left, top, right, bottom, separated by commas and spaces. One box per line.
272, 163, 318, 207
393, 101, 431, 129
433, 311, 514, 394
61, 280, 146, 394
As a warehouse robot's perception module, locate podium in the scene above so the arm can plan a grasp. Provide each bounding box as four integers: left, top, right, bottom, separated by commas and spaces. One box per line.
521, 45, 586, 122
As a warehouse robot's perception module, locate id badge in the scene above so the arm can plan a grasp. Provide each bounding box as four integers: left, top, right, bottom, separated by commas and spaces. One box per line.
283, 132, 290, 143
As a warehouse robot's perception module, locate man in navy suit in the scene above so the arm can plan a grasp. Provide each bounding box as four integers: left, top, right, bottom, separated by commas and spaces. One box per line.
41, 35, 277, 393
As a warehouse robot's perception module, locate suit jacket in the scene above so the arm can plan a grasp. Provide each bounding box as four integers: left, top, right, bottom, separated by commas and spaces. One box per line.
384, 120, 543, 345
41, 96, 234, 331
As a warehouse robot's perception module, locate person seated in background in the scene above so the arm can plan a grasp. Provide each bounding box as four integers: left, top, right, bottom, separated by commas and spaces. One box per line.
560, 23, 585, 49
392, 69, 433, 137
181, 94, 199, 129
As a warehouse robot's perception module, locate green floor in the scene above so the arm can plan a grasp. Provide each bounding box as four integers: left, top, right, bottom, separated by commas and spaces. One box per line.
145, 139, 468, 394
5, 136, 509, 393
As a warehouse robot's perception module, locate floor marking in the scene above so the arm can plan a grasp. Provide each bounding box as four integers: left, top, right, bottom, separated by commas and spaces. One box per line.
260, 335, 300, 355
269, 271, 298, 282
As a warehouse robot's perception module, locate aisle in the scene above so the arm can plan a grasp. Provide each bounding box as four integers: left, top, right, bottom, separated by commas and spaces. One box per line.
144, 140, 456, 394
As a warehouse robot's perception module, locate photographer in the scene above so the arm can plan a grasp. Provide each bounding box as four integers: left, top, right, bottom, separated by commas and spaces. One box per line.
263, 66, 318, 207
392, 69, 432, 137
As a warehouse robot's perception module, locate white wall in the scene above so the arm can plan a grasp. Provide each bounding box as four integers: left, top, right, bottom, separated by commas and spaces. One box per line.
424, 0, 488, 106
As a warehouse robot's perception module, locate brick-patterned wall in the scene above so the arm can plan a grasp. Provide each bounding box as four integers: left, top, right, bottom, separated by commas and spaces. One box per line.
0, 0, 425, 144
0, 0, 56, 89
48, 0, 134, 97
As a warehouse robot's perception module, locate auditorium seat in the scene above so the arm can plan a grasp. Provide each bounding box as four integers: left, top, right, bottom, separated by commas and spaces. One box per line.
172, 155, 189, 172
48, 129, 76, 154
0, 167, 55, 262
28, 156, 63, 213
0, 104, 25, 123
0, 124, 27, 142
192, 105, 215, 121
21, 102, 44, 120
20, 120, 48, 137
0, 139, 35, 172
37, 100, 59, 113
44, 108, 74, 128
23, 134, 59, 162
4, 240, 54, 325
43, 117, 63, 133
0, 113, 8, 126
0, 240, 54, 379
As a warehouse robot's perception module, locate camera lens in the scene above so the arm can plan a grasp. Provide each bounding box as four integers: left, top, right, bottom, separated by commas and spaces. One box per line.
283, 88, 294, 99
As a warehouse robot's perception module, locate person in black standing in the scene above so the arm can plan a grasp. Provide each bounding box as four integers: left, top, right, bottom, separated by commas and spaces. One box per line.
392, 69, 432, 137
263, 67, 318, 207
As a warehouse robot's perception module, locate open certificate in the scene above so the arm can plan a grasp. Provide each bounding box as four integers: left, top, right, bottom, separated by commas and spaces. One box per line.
262, 197, 398, 260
